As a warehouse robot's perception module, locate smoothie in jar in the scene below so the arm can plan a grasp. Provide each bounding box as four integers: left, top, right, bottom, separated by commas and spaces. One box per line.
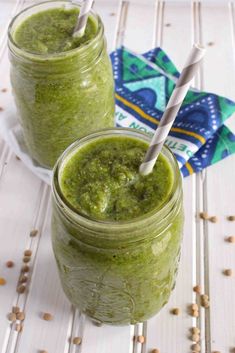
8, 1, 115, 168
51, 128, 184, 325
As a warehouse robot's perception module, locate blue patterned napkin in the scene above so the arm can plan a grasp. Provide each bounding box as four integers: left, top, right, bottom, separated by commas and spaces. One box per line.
111, 47, 235, 176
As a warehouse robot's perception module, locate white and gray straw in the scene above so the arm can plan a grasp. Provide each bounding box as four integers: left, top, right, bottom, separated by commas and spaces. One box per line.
139, 44, 206, 176
73, 0, 94, 38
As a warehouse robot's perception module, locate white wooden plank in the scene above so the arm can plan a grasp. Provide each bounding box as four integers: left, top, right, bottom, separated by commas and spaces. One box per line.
123, 0, 156, 53
0, 154, 44, 351
94, 0, 121, 52
199, 3, 235, 353
0, 0, 21, 48
81, 319, 133, 353
200, 3, 235, 100
15, 201, 73, 353
0, 0, 25, 149
146, 3, 197, 353
0, 32, 45, 348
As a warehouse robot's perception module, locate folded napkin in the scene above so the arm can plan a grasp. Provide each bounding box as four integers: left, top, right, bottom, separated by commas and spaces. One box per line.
111, 47, 235, 176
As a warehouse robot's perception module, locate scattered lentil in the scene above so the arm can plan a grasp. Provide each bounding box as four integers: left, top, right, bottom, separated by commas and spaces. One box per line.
21, 265, 30, 273
15, 323, 23, 332
199, 212, 209, 220
24, 249, 32, 257
171, 307, 180, 315
201, 294, 209, 301
8, 312, 16, 322
72, 337, 82, 345
224, 269, 233, 276
39, 351, 48, 353
191, 343, 201, 352
16, 312, 25, 321
200, 294, 210, 308
109, 12, 116, 16
19, 275, 28, 284
165, 23, 171, 27
192, 333, 200, 342
151, 349, 160, 353
192, 310, 199, 317
30, 229, 38, 237
227, 236, 235, 243
42, 312, 53, 321
16, 285, 26, 294
227, 215, 235, 221
193, 285, 201, 294
209, 216, 218, 223
191, 303, 198, 311
16, 156, 21, 160
23, 256, 31, 263
137, 335, 145, 344
6, 261, 14, 268
207, 41, 215, 46
213, 351, 221, 353
12, 306, 20, 314
0, 277, 6, 285
191, 327, 200, 335
0, 107, 4, 112
1, 88, 7, 92
203, 301, 210, 308
92, 320, 102, 327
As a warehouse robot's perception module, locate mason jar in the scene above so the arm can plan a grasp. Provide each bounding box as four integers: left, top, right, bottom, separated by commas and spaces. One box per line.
8, 1, 115, 168
51, 128, 184, 325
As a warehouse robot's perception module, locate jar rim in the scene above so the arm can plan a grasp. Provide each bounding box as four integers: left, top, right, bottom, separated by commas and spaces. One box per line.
52, 128, 182, 232
7, 0, 104, 61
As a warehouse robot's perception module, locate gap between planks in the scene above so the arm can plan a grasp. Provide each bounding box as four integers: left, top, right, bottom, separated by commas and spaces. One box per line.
193, 2, 210, 353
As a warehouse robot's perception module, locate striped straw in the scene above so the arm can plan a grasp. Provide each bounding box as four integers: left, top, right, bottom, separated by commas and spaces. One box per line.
73, 0, 94, 38
139, 44, 205, 176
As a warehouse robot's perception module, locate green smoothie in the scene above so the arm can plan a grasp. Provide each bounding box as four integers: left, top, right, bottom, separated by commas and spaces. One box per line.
59, 136, 174, 221
51, 130, 184, 325
14, 8, 97, 54
8, 2, 115, 168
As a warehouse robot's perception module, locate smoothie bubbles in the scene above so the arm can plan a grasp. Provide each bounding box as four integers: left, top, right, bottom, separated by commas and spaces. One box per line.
8, 1, 115, 168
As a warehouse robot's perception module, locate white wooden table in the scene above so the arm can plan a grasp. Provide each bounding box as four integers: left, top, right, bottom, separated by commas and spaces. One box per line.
1, 1, 235, 352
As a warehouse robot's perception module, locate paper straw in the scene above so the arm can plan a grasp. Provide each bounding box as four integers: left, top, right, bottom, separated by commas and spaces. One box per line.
73, 0, 94, 38
139, 44, 205, 176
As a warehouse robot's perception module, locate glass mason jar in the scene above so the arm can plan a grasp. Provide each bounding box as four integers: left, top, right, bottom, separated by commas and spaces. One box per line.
51, 128, 184, 325
8, 1, 115, 168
